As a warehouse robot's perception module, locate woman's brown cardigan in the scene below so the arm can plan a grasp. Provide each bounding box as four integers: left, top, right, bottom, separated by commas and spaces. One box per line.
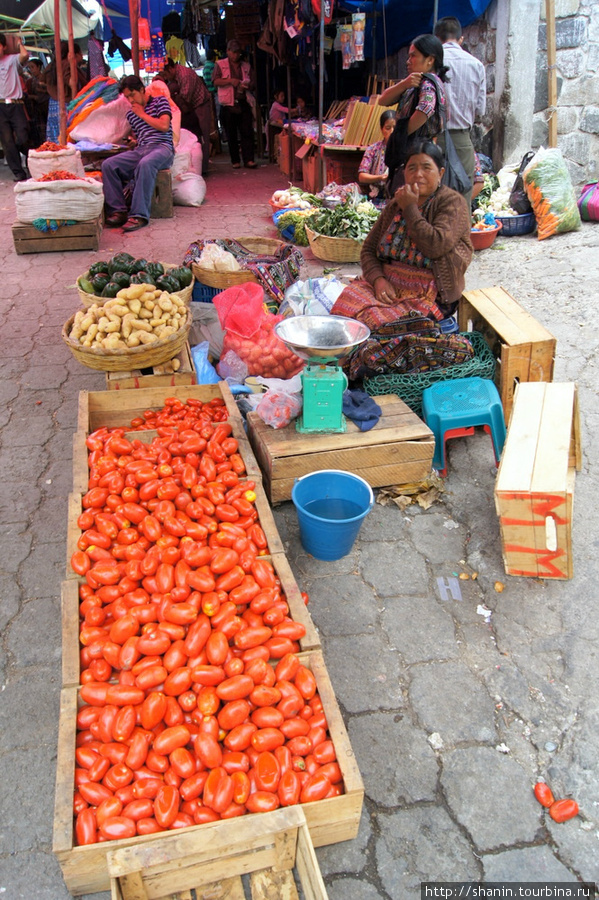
360, 185, 473, 314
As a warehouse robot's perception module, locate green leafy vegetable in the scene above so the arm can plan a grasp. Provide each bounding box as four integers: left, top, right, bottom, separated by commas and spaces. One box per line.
304, 197, 379, 241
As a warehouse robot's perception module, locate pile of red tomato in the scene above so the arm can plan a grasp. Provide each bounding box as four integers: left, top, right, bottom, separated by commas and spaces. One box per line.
71, 397, 342, 845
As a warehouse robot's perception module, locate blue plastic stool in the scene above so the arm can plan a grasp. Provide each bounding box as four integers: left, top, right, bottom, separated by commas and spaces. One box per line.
422, 376, 506, 475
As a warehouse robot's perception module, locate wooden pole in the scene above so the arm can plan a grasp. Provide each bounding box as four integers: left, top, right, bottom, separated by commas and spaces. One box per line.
53, 0, 67, 144
545, 0, 557, 147
66, 0, 78, 103
130, 0, 140, 76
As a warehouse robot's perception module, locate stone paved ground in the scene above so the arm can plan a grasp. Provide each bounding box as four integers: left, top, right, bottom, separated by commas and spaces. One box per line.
0, 153, 597, 899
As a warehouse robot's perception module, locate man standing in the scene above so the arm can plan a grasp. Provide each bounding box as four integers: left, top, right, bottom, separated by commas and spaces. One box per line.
102, 75, 174, 233
213, 39, 257, 169
0, 34, 30, 181
433, 16, 486, 209
162, 59, 211, 175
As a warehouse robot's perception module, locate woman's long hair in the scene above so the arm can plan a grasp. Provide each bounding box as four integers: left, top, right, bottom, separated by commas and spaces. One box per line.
412, 34, 449, 82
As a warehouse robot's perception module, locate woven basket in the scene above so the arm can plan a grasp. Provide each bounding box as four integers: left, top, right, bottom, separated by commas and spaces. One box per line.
305, 227, 363, 263
77, 263, 194, 308
62, 309, 192, 372
190, 237, 286, 289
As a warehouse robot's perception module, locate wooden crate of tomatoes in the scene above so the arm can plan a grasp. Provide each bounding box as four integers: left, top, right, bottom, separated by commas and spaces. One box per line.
53, 650, 364, 895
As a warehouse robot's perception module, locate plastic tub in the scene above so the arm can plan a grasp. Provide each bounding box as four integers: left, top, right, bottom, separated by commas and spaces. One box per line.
292, 470, 374, 561
470, 221, 502, 250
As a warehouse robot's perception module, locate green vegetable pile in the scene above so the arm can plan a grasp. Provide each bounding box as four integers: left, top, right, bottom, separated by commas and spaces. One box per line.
276, 209, 315, 246
304, 197, 379, 241
78, 253, 193, 299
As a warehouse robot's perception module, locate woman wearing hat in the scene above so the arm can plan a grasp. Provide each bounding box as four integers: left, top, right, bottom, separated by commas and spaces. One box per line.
213, 40, 257, 169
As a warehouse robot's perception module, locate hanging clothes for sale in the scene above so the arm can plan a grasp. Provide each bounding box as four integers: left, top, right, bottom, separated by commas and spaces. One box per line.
184, 40, 202, 67
88, 34, 106, 79
166, 35, 186, 64
162, 11, 182, 40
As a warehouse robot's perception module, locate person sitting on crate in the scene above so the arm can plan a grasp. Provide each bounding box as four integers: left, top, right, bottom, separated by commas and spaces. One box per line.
331, 141, 475, 379
102, 74, 174, 233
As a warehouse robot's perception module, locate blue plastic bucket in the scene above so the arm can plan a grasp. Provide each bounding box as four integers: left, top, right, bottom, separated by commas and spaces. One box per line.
291, 469, 374, 561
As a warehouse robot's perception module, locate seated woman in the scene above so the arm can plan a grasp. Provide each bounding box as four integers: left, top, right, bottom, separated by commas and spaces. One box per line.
357, 109, 397, 201
331, 142, 474, 378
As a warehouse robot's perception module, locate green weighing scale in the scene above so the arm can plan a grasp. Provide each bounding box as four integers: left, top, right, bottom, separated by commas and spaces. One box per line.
274, 316, 370, 433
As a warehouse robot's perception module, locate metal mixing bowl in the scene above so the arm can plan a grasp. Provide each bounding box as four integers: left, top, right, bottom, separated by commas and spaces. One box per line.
274, 315, 370, 362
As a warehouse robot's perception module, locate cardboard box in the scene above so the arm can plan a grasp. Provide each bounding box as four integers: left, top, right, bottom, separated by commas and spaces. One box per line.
495, 382, 581, 580
247, 394, 435, 504
459, 286, 556, 424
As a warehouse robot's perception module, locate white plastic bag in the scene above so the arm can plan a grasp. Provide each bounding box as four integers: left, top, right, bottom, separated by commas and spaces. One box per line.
28, 146, 85, 179
280, 276, 345, 317
70, 95, 131, 145
177, 128, 202, 175
172, 172, 206, 207
256, 389, 303, 428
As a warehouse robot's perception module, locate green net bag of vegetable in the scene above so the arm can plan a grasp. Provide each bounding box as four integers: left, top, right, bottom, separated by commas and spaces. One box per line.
523, 148, 581, 240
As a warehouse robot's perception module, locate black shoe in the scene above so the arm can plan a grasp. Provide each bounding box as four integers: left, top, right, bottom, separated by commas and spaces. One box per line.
105, 211, 128, 228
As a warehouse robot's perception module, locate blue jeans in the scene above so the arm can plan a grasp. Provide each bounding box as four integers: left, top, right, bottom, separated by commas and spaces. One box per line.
102, 143, 174, 222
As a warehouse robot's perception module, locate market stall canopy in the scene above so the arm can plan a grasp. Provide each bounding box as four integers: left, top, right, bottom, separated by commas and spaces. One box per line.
22, 0, 105, 38
337, 0, 493, 58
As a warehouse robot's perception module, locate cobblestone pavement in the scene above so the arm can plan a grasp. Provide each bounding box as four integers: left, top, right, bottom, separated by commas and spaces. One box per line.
0, 154, 597, 899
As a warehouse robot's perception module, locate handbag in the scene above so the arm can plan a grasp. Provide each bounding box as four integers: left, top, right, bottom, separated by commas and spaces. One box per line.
441, 127, 472, 195
577, 182, 599, 221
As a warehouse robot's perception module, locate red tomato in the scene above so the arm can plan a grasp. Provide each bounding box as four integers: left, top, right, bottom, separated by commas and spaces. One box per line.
140, 691, 167, 731
216, 674, 255, 702
194, 731, 223, 769
170, 747, 196, 780
154, 784, 181, 828
254, 751, 281, 792
251, 728, 285, 753
245, 791, 279, 813
278, 769, 302, 807
300, 770, 331, 803
218, 699, 251, 732
203, 767, 234, 814
152, 724, 191, 756
75, 808, 97, 845
549, 799, 579, 822
223, 723, 257, 753
533, 782, 555, 808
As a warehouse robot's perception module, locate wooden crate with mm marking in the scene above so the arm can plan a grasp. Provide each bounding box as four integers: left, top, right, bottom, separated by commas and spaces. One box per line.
107, 805, 328, 900
494, 382, 581, 580
104, 341, 196, 390
458, 285, 556, 425
247, 393, 434, 504
12, 216, 102, 254
53, 651, 364, 895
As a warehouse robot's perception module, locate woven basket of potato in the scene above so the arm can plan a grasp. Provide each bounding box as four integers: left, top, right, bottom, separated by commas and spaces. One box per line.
62, 283, 192, 371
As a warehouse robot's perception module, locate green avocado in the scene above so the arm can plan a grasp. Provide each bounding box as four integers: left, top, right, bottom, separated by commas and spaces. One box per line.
101, 281, 121, 298
111, 271, 131, 288
146, 261, 165, 280
89, 261, 110, 278
91, 273, 111, 294
169, 266, 193, 289
130, 272, 150, 285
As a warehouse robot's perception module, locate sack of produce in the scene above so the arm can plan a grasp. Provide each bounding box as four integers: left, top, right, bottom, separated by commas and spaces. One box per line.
172, 172, 206, 207
577, 182, 599, 222
28, 143, 85, 179
213, 283, 304, 380
14, 175, 104, 223
69, 94, 131, 145
523, 147, 581, 240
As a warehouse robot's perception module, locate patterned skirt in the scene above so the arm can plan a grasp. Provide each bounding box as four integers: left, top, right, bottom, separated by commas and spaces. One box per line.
331, 261, 444, 331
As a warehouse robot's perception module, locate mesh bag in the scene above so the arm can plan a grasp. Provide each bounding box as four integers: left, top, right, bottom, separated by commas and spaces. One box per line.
363, 332, 496, 417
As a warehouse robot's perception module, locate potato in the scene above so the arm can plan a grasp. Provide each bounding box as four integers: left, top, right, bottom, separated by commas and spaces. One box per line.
139, 308, 153, 320
138, 331, 159, 345
126, 333, 141, 348
128, 298, 142, 316
131, 319, 152, 332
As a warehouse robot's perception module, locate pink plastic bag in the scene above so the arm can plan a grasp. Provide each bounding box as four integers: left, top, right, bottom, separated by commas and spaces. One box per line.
256, 390, 302, 428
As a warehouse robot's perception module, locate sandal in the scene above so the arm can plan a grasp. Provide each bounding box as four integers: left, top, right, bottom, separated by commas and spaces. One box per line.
244, 161, 257, 169
122, 216, 148, 233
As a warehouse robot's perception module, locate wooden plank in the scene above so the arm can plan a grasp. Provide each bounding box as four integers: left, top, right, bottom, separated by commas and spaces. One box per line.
65, 493, 82, 578
105, 343, 196, 391
52, 689, 78, 856
531, 383, 575, 494
72, 430, 89, 494
270, 551, 320, 650
250, 868, 299, 899
12, 217, 101, 253
295, 822, 329, 900
497, 382, 546, 492
61, 580, 81, 688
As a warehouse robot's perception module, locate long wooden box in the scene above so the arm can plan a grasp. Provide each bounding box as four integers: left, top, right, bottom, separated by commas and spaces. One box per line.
247, 394, 435, 504
73, 382, 262, 490
12, 216, 102, 254
108, 804, 328, 900
53, 650, 364, 895
494, 382, 581, 580
104, 341, 196, 391
458, 286, 556, 425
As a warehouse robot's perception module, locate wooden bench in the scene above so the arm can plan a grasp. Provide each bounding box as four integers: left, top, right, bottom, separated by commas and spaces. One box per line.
495, 382, 581, 580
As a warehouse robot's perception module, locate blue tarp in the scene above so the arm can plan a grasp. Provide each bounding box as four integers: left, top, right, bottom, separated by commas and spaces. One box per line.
336, 0, 493, 58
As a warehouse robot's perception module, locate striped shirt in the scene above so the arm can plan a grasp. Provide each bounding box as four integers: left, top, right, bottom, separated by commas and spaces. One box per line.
126, 95, 173, 149
441, 41, 486, 130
